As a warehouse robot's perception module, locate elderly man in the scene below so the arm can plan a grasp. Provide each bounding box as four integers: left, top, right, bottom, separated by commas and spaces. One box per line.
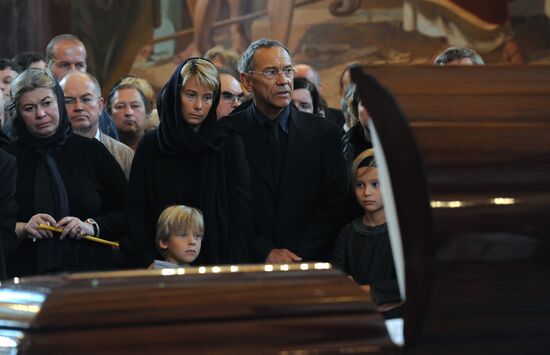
216, 66, 244, 119
45, 34, 119, 140
60, 72, 134, 179
230, 39, 348, 264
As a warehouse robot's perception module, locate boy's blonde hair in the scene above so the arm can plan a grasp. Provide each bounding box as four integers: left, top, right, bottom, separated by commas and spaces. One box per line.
351, 148, 376, 181
155, 205, 204, 256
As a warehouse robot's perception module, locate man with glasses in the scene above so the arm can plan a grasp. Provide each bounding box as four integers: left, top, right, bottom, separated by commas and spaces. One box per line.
230, 38, 348, 264
60, 72, 134, 179
216, 66, 245, 120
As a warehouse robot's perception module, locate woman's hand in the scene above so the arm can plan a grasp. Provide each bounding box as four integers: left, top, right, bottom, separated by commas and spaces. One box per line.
23, 214, 57, 240
56, 216, 94, 240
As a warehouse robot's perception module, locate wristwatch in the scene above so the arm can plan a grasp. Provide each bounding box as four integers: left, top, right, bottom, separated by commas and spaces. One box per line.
85, 218, 100, 237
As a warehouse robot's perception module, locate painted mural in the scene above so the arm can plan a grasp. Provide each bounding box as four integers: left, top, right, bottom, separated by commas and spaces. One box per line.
130, 0, 550, 107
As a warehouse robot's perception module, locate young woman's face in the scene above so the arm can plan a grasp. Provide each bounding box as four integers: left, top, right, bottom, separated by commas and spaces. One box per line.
18, 87, 60, 138
292, 88, 314, 113
180, 76, 214, 127
354, 166, 383, 215
160, 227, 203, 265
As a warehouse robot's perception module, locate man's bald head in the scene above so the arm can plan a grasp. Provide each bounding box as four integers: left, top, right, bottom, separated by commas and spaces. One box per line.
60, 71, 104, 138
294, 64, 321, 90
46, 34, 87, 79
59, 71, 101, 96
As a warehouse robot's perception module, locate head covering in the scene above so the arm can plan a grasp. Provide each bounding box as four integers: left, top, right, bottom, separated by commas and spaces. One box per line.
352, 148, 376, 178
13, 81, 72, 151
154, 58, 236, 264
156, 57, 231, 155
12, 79, 75, 273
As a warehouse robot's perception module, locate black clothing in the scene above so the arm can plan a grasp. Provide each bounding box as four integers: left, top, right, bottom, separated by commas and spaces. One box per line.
342, 123, 372, 166
332, 219, 401, 307
0, 149, 17, 280
333, 219, 395, 284
230, 102, 348, 262
4, 135, 127, 276
99, 110, 120, 141
123, 58, 253, 267
0, 131, 11, 148
325, 107, 346, 131
5, 80, 127, 277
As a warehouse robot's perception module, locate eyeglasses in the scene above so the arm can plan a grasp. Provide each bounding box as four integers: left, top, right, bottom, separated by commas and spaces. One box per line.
248, 67, 296, 80
221, 91, 245, 104
65, 96, 99, 107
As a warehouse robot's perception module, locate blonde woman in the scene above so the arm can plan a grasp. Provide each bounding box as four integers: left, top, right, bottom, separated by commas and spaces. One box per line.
123, 58, 252, 267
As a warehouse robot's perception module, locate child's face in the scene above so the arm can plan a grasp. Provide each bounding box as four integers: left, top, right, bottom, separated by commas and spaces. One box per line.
160, 227, 203, 265
354, 166, 384, 214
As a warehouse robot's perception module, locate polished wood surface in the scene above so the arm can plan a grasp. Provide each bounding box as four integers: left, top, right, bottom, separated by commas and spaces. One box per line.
352, 65, 550, 354
1, 266, 398, 354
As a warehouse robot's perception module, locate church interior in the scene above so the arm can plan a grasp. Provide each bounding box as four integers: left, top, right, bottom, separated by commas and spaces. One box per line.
0, 0, 549, 353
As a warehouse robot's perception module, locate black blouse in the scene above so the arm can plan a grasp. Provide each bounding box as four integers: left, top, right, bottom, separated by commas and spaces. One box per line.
332, 219, 396, 285
4, 135, 127, 276
123, 58, 253, 267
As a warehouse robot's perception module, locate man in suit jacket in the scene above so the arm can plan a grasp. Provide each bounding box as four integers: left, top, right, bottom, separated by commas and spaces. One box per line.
60, 72, 134, 179
229, 39, 348, 264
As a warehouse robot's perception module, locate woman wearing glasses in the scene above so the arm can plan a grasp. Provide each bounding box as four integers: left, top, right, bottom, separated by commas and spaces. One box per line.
3, 68, 127, 277
123, 57, 253, 267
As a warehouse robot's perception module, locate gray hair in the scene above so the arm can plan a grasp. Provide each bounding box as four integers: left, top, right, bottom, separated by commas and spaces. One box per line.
434, 47, 484, 65
238, 38, 291, 74
7, 68, 57, 122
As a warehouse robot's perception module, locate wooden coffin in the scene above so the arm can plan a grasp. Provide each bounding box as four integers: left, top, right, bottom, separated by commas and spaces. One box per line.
351, 65, 550, 354
0, 264, 398, 354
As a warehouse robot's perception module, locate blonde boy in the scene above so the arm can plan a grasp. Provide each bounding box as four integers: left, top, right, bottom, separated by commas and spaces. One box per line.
152, 205, 204, 269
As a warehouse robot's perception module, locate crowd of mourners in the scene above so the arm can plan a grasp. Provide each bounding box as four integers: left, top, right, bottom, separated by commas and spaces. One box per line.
0, 32, 483, 317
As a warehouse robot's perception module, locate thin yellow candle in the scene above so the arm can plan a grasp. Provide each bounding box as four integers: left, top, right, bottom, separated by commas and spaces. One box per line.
38, 224, 119, 248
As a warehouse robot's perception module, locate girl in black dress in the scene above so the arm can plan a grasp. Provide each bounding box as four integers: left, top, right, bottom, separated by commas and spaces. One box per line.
332, 149, 402, 317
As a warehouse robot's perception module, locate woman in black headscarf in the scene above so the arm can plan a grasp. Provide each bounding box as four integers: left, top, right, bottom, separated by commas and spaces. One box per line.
3, 68, 127, 277
123, 58, 252, 267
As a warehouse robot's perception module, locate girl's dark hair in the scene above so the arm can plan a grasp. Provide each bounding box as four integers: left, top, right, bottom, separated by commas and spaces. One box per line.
293, 77, 320, 114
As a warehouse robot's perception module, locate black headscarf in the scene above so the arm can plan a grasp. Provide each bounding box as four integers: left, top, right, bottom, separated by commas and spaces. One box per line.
155, 58, 234, 264
12, 77, 75, 272
157, 57, 231, 155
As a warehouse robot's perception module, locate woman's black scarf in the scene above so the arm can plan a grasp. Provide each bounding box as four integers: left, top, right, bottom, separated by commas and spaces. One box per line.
13, 80, 75, 273
157, 58, 231, 154
156, 58, 233, 264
